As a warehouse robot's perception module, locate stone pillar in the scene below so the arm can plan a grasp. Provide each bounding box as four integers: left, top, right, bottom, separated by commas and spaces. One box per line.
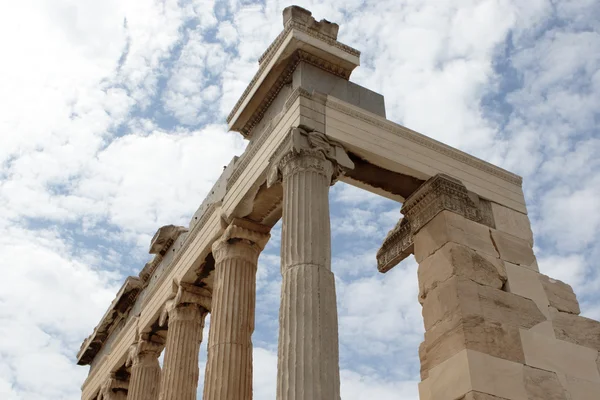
203, 219, 270, 400
378, 174, 600, 400
126, 334, 164, 400
269, 128, 353, 400
158, 283, 211, 400
98, 374, 128, 400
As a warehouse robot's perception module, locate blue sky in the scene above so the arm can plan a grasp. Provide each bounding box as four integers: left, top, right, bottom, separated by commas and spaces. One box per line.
0, 0, 599, 399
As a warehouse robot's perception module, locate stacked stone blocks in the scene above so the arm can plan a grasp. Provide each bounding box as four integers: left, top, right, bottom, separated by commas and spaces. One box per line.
413, 176, 600, 400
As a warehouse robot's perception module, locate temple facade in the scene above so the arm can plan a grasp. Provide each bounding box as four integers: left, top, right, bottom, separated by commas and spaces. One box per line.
78, 6, 600, 400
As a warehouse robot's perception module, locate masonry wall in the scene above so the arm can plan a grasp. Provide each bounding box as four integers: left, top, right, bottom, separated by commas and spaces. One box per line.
417, 202, 600, 400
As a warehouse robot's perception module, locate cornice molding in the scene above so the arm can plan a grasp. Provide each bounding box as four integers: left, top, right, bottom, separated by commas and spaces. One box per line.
227, 16, 359, 136
327, 99, 523, 187
77, 277, 143, 366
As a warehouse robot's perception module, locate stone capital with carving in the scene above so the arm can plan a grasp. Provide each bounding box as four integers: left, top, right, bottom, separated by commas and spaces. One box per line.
267, 127, 354, 187
98, 373, 128, 400
126, 334, 165, 367
377, 174, 493, 273
159, 282, 211, 327
212, 218, 271, 264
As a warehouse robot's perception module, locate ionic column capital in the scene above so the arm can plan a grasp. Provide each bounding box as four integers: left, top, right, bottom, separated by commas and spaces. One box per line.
267, 127, 354, 186
159, 282, 211, 327
126, 334, 164, 367
211, 218, 271, 264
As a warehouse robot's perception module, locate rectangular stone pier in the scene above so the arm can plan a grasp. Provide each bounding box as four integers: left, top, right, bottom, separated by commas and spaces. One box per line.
78, 5, 600, 400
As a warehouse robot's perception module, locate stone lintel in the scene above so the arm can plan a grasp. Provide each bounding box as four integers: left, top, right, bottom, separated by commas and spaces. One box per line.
228, 6, 360, 137
376, 173, 494, 273
77, 277, 142, 365
149, 225, 188, 256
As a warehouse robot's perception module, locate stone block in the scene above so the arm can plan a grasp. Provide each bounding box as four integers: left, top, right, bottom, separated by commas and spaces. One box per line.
520, 328, 600, 383
490, 230, 535, 266
427, 349, 472, 400
414, 211, 498, 263
539, 274, 580, 315
421, 315, 524, 378
418, 243, 506, 304
422, 276, 546, 331
468, 350, 528, 400
566, 375, 600, 400
459, 392, 510, 400
504, 262, 550, 318
490, 202, 534, 245
523, 366, 568, 400
552, 309, 600, 350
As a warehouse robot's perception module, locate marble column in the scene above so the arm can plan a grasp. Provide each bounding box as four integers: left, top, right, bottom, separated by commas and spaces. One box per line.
126, 335, 164, 400
158, 283, 211, 400
203, 219, 270, 400
98, 374, 128, 400
269, 128, 353, 400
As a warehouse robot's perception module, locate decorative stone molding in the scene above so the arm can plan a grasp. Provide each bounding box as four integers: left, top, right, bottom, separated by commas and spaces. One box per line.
159, 282, 212, 327
211, 218, 271, 264
402, 174, 484, 233
98, 374, 128, 400
77, 277, 143, 365
376, 218, 413, 273
149, 225, 188, 256
377, 174, 496, 273
126, 334, 164, 368
267, 127, 354, 187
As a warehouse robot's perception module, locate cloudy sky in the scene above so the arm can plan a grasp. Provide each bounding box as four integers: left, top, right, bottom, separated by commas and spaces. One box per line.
0, 0, 599, 399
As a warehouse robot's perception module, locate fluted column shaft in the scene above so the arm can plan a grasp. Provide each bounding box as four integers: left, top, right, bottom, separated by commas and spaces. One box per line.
204, 221, 269, 400
277, 150, 341, 400
127, 338, 163, 400
159, 304, 208, 400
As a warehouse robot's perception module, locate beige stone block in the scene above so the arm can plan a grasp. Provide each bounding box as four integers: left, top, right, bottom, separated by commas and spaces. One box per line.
427, 349, 472, 400
520, 328, 600, 383
421, 315, 524, 378
459, 392, 510, 400
566, 376, 600, 400
468, 350, 527, 400
490, 202, 534, 245
539, 274, 580, 315
504, 262, 550, 318
414, 211, 498, 263
523, 366, 568, 400
418, 242, 506, 304
418, 377, 431, 400
422, 276, 546, 331
528, 321, 556, 338
426, 349, 531, 400
552, 310, 600, 350
490, 230, 535, 266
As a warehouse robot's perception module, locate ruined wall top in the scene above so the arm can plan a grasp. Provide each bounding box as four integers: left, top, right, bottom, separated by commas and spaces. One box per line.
227, 5, 360, 138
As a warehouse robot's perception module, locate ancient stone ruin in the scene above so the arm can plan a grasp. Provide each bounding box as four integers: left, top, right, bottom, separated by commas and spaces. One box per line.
78, 6, 600, 400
